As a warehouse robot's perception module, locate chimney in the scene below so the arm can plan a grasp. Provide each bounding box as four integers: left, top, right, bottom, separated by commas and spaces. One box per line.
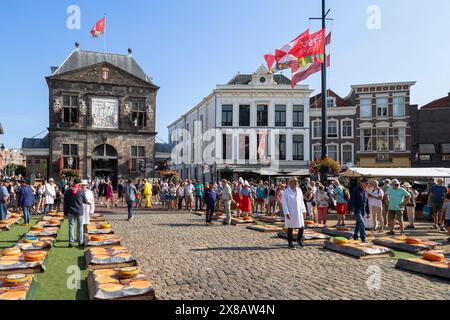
128, 48, 133, 56
75, 42, 80, 50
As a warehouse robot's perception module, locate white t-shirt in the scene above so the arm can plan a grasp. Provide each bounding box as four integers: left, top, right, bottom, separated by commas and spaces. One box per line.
183, 184, 195, 198
368, 188, 384, 208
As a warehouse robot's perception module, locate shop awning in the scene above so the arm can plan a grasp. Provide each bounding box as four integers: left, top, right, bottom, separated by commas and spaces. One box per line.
343, 167, 450, 178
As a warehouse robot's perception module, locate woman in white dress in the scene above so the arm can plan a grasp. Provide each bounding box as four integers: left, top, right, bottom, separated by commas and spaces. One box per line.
282, 178, 307, 250
81, 180, 95, 235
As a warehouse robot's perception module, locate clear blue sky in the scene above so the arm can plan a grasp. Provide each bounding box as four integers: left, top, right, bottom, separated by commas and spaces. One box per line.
1, 0, 449, 148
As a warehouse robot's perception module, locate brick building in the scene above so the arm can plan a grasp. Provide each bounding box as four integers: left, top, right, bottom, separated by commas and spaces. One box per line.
411, 92, 450, 167
47, 44, 159, 185
346, 82, 416, 168
310, 89, 357, 169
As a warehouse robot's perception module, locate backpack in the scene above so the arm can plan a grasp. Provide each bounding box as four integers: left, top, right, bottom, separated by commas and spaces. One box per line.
343, 188, 351, 201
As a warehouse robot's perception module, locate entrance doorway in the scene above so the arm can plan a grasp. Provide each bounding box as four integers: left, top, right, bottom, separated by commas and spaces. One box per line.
92, 144, 118, 189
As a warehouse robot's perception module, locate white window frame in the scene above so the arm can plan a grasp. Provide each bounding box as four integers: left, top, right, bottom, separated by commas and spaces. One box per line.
360, 98, 372, 119
341, 118, 354, 139
313, 144, 322, 160
327, 143, 339, 161
341, 143, 354, 165
376, 98, 389, 119
360, 128, 373, 152
312, 120, 322, 139
327, 97, 336, 108
393, 127, 407, 152
327, 119, 339, 139
375, 127, 390, 152
393, 96, 406, 118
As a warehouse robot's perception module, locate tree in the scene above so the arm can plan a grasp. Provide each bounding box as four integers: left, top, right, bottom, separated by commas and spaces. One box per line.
15, 165, 26, 177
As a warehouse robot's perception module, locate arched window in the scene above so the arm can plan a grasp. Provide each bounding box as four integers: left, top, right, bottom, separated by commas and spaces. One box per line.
93, 144, 118, 158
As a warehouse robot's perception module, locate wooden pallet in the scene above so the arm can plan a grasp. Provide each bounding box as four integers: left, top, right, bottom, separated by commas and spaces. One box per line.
0, 264, 45, 276
396, 258, 450, 280
87, 272, 156, 300
247, 225, 283, 233
373, 238, 439, 254
257, 216, 284, 224
322, 228, 354, 239
323, 240, 392, 259
277, 230, 330, 241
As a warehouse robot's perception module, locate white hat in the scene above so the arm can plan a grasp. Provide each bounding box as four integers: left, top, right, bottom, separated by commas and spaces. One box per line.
49, 178, 54, 182
80, 180, 89, 186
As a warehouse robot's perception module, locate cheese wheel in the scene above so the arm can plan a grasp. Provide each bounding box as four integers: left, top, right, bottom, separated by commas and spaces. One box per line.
31, 226, 44, 232
96, 275, 118, 284
24, 252, 45, 262
423, 251, 445, 262
94, 255, 110, 261
333, 237, 349, 245
99, 283, 124, 293
2, 248, 21, 256
91, 235, 105, 242
94, 269, 116, 277
0, 260, 17, 266
116, 253, 132, 259
111, 246, 127, 252
100, 224, 112, 230
405, 237, 422, 245
129, 280, 151, 290
305, 220, 315, 226
0, 289, 27, 300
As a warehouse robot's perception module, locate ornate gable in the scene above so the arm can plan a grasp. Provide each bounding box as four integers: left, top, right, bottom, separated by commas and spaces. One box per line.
50, 63, 154, 88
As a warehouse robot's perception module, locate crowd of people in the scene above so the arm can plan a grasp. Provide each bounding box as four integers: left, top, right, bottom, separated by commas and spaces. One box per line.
1, 174, 449, 250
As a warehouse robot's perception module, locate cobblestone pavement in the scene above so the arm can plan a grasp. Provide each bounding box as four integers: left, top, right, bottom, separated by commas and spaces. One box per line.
101, 208, 449, 300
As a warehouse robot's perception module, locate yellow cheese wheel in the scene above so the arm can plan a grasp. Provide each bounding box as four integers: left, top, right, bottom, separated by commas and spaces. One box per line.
405, 237, 423, 245
24, 252, 45, 262
305, 220, 315, 226
30, 226, 44, 232
0, 260, 17, 266
96, 275, 118, 284
94, 269, 116, 277
2, 248, 21, 256
99, 283, 124, 293
91, 235, 105, 242
0, 289, 27, 300
116, 253, 131, 259
129, 280, 151, 290
111, 246, 127, 251
100, 224, 112, 230
94, 255, 110, 261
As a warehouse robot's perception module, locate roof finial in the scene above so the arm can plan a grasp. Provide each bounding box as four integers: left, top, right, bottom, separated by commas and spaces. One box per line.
128, 48, 133, 56
75, 42, 80, 50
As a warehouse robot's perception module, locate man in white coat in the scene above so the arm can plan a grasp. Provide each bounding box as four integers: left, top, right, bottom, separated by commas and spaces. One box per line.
282, 178, 307, 250
81, 180, 95, 235
44, 178, 56, 214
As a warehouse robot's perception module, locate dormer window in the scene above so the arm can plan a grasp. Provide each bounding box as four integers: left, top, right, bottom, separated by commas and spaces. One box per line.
327, 97, 336, 108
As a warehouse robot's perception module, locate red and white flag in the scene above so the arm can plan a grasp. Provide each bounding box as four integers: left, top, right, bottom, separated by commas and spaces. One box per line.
257, 131, 268, 160
290, 32, 331, 88
90, 17, 106, 38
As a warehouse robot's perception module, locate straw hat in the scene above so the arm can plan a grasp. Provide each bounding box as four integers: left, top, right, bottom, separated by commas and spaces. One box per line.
402, 182, 412, 188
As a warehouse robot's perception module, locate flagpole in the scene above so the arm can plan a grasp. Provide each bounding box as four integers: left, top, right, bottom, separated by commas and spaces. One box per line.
320, 0, 328, 185
103, 13, 107, 54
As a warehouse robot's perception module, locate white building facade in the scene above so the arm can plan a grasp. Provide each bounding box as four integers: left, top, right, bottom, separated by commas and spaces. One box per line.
168, 66, 313, 182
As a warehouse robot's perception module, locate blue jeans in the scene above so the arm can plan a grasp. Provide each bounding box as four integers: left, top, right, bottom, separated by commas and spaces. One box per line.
68, 214, 84, 245
127, 201, 134, 220
353, 212, 366, 242
44, 204, 53, 215
195, 196, 203, 211
22, 207, 31, 224
0, 203, 7, 220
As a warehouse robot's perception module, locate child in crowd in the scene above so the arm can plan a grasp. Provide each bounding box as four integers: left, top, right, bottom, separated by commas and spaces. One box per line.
135, 191, 142, 209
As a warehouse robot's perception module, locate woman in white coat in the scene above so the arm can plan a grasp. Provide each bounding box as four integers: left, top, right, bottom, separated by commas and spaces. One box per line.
81, 180, 95, 235
282, 178, 307, 250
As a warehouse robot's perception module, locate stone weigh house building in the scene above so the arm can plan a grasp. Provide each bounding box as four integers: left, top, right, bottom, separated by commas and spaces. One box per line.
46, 44, 158, 185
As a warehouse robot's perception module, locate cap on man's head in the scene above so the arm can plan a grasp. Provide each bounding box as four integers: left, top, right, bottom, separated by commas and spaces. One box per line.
49, 178, 54, 182
391, 179, 400, 185
360, 178, 369, 184
80, 180, 89, 186
73, 178, 81, 184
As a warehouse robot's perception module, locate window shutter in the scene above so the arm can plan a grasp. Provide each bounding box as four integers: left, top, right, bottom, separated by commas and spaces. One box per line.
129, 158, 132, 174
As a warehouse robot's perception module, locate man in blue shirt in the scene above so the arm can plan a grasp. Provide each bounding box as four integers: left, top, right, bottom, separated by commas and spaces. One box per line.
428, 178, 448, 231
123, 179, 138, 222
203, 183, 217, 225
347, 178, 371, 242
18, 179, 35, 226
0, 180, 9, 220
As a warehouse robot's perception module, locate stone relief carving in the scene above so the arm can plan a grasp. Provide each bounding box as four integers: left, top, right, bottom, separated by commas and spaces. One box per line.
79, 97, 87, 115
53, 96, 62, 113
